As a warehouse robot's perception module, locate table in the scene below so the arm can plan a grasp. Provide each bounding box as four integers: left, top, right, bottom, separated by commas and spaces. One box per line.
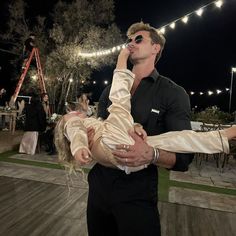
0, 110, 18, 134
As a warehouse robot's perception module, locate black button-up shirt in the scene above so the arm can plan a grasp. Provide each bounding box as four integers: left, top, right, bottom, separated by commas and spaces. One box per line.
98, 69, 194, 171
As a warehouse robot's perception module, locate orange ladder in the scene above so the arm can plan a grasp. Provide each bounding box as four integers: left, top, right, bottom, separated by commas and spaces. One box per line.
9, 48, 47, 106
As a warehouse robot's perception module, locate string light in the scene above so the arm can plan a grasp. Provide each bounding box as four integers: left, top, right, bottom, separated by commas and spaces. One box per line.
189, 87, 229, 96
160, 27, 166, 34
170, 22, 176, 29
215, 0, 223, 8
77, 0, 224, 58
196, 8, 204, 16
181, 16, 189, 24
208, 90, 213, 96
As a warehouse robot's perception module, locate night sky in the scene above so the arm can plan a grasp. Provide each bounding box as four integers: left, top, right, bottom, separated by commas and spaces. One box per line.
0, 0, 236, 111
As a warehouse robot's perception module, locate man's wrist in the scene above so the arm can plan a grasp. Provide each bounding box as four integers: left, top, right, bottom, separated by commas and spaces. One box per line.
151, 147, 160, 165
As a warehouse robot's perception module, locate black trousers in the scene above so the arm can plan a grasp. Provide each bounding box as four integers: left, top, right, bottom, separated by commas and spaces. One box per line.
87, 164, 161, 236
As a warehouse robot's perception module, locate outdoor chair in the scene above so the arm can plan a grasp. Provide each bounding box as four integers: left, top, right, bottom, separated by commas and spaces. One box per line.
197, 123, 233, 172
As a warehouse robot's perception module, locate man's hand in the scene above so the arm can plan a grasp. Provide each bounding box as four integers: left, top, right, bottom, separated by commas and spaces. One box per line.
74, 148, 92, 165
112, 130, 153, 167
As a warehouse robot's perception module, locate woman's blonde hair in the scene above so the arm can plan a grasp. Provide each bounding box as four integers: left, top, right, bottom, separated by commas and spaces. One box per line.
54, 117, 86, 194
54, 117, 75, 171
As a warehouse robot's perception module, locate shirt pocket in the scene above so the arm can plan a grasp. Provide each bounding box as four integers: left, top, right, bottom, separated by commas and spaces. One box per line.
145, 107, 165, 135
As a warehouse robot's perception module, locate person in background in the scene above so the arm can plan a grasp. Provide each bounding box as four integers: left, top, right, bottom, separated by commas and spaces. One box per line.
87, 21, 193, 236
77, 93, 93, 117
19, 92, 46, 155
41, 93, 57, 155
0, 88, 9, 131
41, 93, 51, 119
22, 33, 36, 69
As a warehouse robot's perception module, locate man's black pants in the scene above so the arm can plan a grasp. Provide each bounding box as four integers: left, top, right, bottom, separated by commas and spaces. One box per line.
87, 164, 161, 236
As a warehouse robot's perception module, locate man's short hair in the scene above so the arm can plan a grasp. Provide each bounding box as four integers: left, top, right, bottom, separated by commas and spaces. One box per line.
127, 22, 166, 63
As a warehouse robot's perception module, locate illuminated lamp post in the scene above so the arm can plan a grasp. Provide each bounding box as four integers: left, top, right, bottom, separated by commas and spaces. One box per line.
229, 67, 236, 113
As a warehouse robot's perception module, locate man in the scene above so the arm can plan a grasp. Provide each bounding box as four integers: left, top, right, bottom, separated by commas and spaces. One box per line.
23, 33, 36, 57
87, 22, 194, 236
22, 33, 36, 69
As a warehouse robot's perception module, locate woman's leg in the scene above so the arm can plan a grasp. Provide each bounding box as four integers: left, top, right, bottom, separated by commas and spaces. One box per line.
146, 129, 232, 154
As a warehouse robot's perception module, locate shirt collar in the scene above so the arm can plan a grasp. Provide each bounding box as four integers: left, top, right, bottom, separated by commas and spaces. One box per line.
144, 69, 159, 82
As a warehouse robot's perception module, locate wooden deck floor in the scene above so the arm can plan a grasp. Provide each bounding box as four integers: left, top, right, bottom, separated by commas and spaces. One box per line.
0, 176, 235, 236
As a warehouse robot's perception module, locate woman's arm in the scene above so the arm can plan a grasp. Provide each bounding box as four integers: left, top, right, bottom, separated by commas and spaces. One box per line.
63, 115, 92, 164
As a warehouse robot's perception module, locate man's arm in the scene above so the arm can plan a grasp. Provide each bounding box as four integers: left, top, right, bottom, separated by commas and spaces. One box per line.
113, 85, 194, 171
113, 131, 176, 169
164, 86, 194, 171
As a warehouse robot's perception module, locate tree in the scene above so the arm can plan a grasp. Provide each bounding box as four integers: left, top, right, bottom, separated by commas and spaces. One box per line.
47, 0, 122, 113
1, 0, 123, 113
0, 0, 49, 97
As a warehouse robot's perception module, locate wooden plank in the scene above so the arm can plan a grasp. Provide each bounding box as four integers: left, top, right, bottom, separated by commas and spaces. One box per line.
0, 176, 235, 236
159, 201, 236, 236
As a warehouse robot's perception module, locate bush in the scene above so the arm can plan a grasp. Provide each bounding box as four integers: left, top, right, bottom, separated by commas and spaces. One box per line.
191, 106, 234, 124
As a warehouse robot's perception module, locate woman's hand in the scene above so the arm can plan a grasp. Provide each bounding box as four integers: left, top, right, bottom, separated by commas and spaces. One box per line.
116, 47, 131, 70
74, 148, 92, 165
133, 124, 147, 141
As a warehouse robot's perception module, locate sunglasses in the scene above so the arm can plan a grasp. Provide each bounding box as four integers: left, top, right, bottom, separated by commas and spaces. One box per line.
126, 35, 144, 45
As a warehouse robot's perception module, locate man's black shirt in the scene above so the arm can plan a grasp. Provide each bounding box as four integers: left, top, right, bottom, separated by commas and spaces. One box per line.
98, 69, 194, 171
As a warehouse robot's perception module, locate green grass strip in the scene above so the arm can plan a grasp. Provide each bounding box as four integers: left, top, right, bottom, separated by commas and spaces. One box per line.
0, 156, 63, 169
0, 151, 90, 173
158, 167, 170, 201
0, 150, 17, 158
1, 152, 235, 198
158, 167, 236, 201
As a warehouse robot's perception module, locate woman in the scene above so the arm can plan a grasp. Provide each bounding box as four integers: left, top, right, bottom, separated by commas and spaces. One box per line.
77, 93, 93, 116
41, 93, 51, 119
19, 93, 46, 155
55, 48, 236, 174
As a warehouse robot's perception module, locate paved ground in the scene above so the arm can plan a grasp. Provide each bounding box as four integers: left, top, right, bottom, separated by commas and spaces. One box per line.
170, 155, 236, 189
